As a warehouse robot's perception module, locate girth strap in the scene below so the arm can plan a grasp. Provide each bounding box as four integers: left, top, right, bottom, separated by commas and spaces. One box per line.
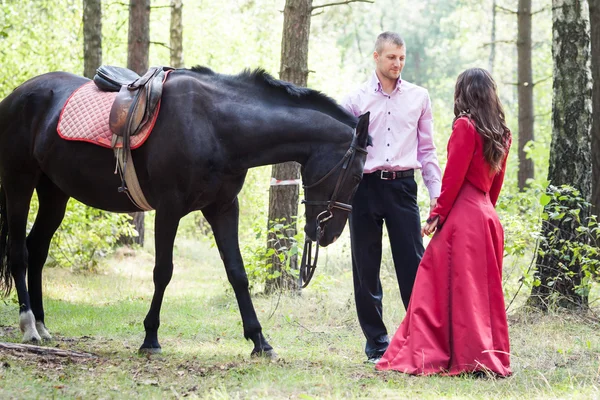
113, 138, 153, 211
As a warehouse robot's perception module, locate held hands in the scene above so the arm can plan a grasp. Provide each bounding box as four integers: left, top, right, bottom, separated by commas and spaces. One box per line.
422, 198, 440, 237
422, 197, 439, 237
421, 218, 439, 237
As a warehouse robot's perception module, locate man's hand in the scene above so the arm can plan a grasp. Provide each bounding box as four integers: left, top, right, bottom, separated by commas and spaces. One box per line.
421, 218, 439, 237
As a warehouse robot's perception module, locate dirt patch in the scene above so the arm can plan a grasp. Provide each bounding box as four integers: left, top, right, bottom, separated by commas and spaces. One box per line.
0, 325, 18, 339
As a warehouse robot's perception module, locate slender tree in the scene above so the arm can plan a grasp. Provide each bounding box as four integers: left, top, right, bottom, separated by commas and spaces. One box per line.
265, 0, 373, 292
170, 0, 184, 68
488, 0, 497, 74
128, 0, 150, 75
517, 0, 535, 190
123, 0, 151, 246
528, 0, 592, 310
590, 0, 600, 213
83, 0, 102, 79
265, 0, 313, 293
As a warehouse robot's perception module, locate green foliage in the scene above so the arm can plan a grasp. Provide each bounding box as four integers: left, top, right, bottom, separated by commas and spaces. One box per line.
174, 212, 213, 241
536, 185, 600, 299
498, 184, 545, 259
0, 0, 83, 98
495, 182, 545, 304
27, 197, 136, 272
241, 216, 303, 292
497, 184, 600, 307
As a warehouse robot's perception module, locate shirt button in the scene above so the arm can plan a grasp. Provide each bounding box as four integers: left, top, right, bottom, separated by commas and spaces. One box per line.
388, 128, 390, 131
388, 96, 391, 99
388, 112, 391, 114
387, 143, 390, 146
386, 159, 389, 162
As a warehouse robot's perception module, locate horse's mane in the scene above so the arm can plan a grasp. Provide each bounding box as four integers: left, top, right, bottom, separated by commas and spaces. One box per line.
190, 66, 357, 128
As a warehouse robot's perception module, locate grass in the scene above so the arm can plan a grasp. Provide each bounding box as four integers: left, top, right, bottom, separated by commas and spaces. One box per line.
1, 235, 600, 399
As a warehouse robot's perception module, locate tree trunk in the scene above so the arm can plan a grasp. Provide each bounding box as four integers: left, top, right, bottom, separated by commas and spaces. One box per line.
517, 0, 535, 190
265, 0, 312, 293
488, 0, 497, 74
170, 0, 184, 68
590, 0, 600, 214
528, 0, 592, 310
83, 0, 102, 79
127, 0, 150, 76
122, 0, 151, 246
279, 0, 311, 86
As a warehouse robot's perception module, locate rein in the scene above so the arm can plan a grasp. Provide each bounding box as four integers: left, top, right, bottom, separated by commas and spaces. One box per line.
299, 131, 368, 288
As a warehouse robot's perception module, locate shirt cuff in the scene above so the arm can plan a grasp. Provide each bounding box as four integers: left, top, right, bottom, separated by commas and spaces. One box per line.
426, 214, 440, 224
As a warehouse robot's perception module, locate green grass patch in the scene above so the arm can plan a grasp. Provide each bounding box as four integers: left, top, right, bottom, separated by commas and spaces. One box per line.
1, 239, 599, 399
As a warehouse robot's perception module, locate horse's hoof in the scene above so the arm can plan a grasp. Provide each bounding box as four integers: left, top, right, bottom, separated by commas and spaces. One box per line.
22, 333, 42, 344
251, 349, 278, 360
36, 322, 53, 341
20, 311, 41, 343
138, 346, 162, 355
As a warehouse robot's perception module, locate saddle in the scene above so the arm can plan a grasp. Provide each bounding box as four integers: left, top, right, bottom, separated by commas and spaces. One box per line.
94, 65, 168, 139
93, 65, 172, 211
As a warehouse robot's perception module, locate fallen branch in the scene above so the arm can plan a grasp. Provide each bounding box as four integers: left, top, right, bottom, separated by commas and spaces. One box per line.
0, 342, 97, 358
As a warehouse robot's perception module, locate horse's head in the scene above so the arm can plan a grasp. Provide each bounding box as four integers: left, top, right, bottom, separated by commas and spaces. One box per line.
302, 112, 370, 247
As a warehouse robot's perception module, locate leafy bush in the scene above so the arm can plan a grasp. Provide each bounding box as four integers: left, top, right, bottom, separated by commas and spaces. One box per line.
535, 185, 600, 299
241, 216, 303, 293
497, 184, 600, 308
496, 183, 546, 304
28, 196, 136, 272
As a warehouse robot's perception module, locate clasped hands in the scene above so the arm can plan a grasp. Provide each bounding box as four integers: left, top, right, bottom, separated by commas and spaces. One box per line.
421, 218, 438, 237
422, 197, 439, 237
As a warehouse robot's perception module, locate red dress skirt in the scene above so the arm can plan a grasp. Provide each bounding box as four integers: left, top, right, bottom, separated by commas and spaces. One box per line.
376, 181, 511, 376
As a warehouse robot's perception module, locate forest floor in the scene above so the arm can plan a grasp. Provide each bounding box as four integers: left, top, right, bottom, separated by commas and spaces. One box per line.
0, 238, 599, 399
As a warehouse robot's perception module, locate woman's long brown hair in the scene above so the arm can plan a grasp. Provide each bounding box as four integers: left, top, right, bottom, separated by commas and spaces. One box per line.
453, 68, 511, 172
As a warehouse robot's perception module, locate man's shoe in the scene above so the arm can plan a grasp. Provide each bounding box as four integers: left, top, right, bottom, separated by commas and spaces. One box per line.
365, 356, 381, 365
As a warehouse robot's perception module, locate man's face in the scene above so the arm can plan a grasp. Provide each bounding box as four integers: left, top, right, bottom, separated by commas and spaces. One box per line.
374, 42, 406, 82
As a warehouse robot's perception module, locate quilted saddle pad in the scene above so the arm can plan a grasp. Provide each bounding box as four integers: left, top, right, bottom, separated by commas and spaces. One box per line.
57, 81, 160, 149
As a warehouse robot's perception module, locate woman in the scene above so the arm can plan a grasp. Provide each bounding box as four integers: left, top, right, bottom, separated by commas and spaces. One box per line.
376, 68, 512, 376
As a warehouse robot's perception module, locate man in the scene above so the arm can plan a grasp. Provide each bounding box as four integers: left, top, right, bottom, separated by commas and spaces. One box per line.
342, 32, 442, 363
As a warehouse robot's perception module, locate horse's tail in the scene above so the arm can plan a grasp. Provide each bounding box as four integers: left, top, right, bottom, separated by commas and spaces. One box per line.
0, 184, 11, 297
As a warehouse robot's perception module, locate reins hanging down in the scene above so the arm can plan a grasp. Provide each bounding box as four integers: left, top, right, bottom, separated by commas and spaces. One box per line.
299, 131, 368, 288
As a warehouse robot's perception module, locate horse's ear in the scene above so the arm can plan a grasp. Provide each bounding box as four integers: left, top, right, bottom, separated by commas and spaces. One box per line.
356, 112, 370, 148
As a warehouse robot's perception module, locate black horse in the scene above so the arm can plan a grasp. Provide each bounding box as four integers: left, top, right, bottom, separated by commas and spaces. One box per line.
0, 66, 370, 356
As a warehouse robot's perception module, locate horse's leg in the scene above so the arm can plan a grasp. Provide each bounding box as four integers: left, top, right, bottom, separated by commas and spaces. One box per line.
139, 208, 180, 354
2, 179, 39, 342
26, 175, 69, 340
203, 199, 275, 358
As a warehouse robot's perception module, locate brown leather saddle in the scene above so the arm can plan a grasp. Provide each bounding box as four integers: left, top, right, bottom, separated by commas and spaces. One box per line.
92, 65, 172, 211
94, 65, 169, 140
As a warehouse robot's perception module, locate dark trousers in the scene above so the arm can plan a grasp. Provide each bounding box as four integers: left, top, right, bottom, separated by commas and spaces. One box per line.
350, 173, 424, 358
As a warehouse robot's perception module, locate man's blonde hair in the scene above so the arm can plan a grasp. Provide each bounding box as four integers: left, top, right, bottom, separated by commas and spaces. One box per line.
375, 32, 405, 54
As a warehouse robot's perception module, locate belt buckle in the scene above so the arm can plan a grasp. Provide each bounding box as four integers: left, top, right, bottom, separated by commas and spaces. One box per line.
380, 170, 395, 180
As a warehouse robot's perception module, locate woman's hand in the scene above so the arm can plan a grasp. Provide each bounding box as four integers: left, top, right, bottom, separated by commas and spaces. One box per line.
421, 218, 439, 237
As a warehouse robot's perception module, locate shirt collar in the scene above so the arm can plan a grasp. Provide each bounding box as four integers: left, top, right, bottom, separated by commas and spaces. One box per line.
370, 70, 402, 94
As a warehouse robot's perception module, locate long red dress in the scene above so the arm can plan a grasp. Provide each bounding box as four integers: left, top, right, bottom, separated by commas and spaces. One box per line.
376, 116, 512, 376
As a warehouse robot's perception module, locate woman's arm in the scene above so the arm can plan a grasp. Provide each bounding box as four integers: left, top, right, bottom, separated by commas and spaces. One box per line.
427, 117, 476, 226
489, 135, 512, 206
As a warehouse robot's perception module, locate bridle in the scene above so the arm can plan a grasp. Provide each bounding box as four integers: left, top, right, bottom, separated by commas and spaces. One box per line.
299, 130, 368, 288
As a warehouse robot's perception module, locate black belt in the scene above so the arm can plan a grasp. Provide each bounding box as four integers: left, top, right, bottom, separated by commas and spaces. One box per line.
367, 169, 414, 180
